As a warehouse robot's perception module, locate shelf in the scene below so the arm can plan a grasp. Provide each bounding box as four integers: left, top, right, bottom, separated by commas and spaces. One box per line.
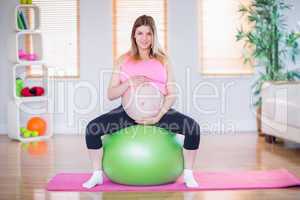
15, 97, 48, 103
17, 30, 41, 34
18, 135, 52, 143
7, 101, 53, 143
16, 32, 43, 63
12, 64, 49, 101
16, 4, 40, 31
16, 60, 45, 66
16, 4, 38, 9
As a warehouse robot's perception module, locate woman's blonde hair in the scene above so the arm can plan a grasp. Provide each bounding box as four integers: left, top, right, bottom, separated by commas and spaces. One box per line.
128, 15, 167, 65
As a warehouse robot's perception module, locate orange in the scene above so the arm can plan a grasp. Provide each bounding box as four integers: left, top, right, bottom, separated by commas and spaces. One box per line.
27, 117, 47, 136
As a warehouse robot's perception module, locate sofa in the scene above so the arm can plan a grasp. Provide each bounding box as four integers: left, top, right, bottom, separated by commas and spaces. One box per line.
261, 81, 300, 144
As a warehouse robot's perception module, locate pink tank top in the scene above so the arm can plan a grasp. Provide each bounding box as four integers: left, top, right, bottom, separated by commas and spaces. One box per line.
120, 57, 167, 95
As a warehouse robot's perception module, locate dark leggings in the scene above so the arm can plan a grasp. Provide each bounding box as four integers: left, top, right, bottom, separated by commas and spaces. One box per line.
85, 105, 200, 150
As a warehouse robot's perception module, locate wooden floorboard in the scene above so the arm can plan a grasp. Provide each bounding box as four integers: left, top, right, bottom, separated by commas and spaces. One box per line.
0, 133, 299, 200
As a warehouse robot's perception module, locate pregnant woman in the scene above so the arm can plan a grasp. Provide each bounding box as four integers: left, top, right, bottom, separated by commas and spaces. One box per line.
83, 15, 201, 189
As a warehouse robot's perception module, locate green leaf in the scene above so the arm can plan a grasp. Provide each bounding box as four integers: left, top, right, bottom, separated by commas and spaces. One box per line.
254, 97, 262, 107
236, 29, 246, 41
238, 4, 249, 13
287, 71, 300, 80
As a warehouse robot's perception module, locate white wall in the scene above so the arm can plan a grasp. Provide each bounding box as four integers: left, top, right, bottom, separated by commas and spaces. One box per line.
1, 0, 300, 135
0, 0, 14, 133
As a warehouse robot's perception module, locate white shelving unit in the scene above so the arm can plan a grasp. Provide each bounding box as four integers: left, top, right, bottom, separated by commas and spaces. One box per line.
7, 4, 52, 142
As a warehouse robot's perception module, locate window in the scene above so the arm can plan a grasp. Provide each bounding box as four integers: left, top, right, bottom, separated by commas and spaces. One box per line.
198, 0, 253, 75
112, 0, 168, 59
32, 0, 80, 78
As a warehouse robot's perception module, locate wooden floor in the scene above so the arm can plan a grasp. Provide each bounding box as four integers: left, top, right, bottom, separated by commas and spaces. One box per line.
0, 133, 300, 200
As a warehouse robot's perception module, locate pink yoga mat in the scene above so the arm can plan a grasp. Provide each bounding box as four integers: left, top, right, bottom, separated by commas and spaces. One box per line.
46, 169, 300, 192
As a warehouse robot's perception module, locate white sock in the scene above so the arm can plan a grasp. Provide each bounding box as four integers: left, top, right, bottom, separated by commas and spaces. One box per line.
183, 169, 199, 188
82, 170, 103, 189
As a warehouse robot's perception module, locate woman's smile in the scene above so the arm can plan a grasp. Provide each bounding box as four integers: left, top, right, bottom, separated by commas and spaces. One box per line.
135, 25, 153, 50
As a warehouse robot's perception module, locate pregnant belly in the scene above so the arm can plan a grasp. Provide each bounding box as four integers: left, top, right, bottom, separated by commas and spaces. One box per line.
122, 82, 165, 121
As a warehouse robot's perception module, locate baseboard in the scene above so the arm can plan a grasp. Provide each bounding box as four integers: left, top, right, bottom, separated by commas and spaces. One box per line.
199, 119, 257, 135
235, 119, 257, 132
0, 120, 257, 135
0, 123, 81, 135
54, 124, 83, 135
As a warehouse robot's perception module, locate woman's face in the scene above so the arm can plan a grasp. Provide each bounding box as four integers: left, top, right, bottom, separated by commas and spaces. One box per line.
134, 25, 153, 50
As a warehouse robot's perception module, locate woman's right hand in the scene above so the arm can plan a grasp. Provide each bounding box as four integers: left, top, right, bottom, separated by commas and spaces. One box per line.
127, 75, 150, 88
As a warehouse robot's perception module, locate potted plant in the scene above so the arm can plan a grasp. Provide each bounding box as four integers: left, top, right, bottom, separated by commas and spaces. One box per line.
236, 0, 300, 139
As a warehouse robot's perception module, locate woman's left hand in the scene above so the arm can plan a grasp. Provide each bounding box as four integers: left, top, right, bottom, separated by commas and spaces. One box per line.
135, 114, 162, 125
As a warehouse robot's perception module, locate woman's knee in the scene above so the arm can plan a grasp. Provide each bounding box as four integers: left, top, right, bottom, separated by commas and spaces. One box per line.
85, 118, 106, 138
183, 117, 201, 136
183, 118, 200, 150
86, 120, 98, 136
85, 120, 104, 149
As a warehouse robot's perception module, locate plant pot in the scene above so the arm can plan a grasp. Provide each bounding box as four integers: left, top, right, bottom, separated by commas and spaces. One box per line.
265, 135, 276, 143
256, 106, 264, 136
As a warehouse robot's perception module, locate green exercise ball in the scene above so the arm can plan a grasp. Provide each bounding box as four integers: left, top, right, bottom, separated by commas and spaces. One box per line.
102, 125, 184, 185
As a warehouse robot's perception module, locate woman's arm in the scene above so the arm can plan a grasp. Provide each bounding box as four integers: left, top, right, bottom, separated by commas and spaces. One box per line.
157, 59, 177, 118
107, 56, 130, 101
